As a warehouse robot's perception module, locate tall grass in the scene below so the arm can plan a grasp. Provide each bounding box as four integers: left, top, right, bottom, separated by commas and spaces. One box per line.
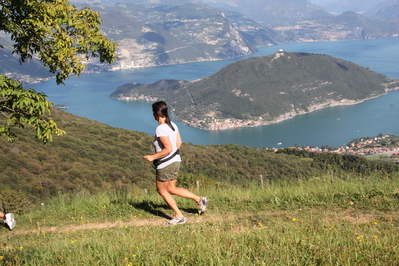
1, 173, 399, 265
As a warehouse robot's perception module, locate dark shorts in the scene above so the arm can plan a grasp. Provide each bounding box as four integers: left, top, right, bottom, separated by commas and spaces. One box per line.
156, 161, 181, 182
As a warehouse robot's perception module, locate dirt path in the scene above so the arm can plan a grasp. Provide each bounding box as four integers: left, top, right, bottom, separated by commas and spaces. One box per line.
6, 208, 391, 236
7, 214, 223, 236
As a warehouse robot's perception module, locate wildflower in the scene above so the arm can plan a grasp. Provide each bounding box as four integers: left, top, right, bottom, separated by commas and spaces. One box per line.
373, 222, 378, 225
374, 235, 378, 238
19, 247, 24, 250
292, 218, 297, 221
0, 256, 3, 259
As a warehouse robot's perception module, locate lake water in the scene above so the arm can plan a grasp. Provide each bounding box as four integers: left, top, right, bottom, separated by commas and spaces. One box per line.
29, 37, 399, 148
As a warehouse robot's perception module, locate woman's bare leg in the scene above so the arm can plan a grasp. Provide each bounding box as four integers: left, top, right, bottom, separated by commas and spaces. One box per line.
156, 180, 201, 217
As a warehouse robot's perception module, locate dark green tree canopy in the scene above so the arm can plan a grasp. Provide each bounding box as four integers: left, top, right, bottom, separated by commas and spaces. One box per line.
0, 0, 117, 143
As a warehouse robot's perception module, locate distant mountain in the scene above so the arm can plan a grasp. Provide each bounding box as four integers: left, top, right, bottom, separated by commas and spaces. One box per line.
75, 0, 331, 26
365, 0, 399, 20
3, 1, 399, 79
199, 0, 332, 26
273, 11, 399, 42
84, 2, 284, 70
110, 51, 399, 130
72, 0, 192, 4
309, 0, 387, 14
0, 35, 53, 84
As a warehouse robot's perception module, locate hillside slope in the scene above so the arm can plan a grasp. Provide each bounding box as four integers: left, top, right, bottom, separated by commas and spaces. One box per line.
85, 2, 284, 70
200, 0, 332, 26
365, 0, 399, 20
0, 36, 53, 84
274, 11, 399, 42
2, 107, 398, 203
0, 108, 321, 202
110, 51, 399, 130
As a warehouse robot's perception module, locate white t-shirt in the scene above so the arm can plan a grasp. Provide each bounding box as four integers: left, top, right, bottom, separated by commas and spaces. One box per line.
153, 122, 181, 169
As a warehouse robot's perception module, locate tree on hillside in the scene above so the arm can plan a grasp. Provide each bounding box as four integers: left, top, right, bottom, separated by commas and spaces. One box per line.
0, 0, 117, 143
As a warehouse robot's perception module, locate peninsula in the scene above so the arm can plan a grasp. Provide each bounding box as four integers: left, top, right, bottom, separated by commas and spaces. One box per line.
110, 51, 399, 130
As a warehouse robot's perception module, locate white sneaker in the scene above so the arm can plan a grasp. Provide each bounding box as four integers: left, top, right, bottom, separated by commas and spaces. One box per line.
4, 213, 16, 230
166, 216, 187, 226
197, 197, 209, 213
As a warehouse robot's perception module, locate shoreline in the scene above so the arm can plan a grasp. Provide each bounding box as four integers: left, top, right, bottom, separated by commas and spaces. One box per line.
112, 86, 399, 131
177, 87, 399, 131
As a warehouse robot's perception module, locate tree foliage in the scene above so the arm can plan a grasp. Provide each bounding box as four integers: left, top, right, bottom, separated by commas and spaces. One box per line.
0, 0, 117, 143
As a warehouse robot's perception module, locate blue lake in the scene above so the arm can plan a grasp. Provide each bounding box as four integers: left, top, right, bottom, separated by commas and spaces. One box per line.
29, 37, 399, 148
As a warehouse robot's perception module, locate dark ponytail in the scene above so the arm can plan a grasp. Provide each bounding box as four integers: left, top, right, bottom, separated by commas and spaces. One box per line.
152, 101, 175, 131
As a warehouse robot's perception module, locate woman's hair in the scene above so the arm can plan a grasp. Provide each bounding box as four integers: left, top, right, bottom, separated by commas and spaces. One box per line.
152, 101, 175, 131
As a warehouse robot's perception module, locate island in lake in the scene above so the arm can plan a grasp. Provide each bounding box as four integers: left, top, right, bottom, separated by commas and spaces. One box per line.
110, 51, 399, 130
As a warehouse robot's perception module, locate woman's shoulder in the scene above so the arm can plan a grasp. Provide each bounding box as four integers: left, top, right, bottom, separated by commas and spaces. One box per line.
156, 123, 178, 133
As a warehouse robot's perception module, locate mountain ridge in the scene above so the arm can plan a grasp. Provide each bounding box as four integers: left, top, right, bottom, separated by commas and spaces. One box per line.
3, 1, 399, 80
86, 2, 283, 71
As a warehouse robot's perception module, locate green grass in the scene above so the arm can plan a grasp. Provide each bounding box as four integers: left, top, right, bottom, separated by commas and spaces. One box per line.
2, 173, 399, 265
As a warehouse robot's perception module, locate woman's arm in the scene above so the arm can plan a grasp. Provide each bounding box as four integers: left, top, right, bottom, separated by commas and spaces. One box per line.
176, 131, 182, 149
143, 136, 172, 162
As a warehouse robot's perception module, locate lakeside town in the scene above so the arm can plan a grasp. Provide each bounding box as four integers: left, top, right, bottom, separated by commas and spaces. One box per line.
278, 134, 399, 161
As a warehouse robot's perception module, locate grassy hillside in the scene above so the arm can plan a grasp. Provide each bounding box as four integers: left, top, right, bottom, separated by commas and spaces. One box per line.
1, 108, 399, 210
2, 173, 399, 265
0, 108, 318, 204
2, 106, 399, 264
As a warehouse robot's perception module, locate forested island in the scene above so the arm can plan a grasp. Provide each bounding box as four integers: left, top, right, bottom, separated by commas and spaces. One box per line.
110, 51, 399, 130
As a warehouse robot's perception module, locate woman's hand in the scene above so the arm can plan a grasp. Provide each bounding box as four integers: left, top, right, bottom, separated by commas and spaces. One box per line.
143, 136, 173, 162
143, 155, 154, 162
